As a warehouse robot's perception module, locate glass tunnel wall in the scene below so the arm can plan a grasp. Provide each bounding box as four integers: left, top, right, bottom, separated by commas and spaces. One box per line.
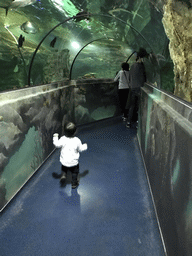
0, 0, 173, 92
138, 84, 192, 255
28, 13, 163, 86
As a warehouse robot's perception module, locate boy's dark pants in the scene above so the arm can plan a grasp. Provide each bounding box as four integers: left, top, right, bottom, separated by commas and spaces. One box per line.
61, 164, 79, 185
118, 88, 129, 117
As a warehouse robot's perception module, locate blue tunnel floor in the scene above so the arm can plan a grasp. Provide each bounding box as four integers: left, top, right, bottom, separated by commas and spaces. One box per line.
0, 116, 166, 256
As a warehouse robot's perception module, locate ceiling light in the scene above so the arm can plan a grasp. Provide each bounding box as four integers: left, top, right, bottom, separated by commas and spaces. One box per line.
71, 41, 80, 49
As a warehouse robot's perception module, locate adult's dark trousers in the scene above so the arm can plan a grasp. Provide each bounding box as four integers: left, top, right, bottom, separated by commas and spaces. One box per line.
118, 88, 129, 117
61, 164, 79, 185
126, 88, 140, 123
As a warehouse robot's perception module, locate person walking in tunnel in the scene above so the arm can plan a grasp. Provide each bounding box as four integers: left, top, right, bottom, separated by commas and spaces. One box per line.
126, 48, 147, 128
53, 122, 88, 189
114, 62, 130, 121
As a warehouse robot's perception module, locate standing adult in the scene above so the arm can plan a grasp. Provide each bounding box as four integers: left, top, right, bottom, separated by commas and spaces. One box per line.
114, 62, 130, 121
126, 51, 147, 128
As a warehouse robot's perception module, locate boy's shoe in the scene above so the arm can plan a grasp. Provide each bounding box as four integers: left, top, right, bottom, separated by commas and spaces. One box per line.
126, 122, 131, 128
122, 116, 127, 121
72, 182, 79, 189
60, 173, 66, 184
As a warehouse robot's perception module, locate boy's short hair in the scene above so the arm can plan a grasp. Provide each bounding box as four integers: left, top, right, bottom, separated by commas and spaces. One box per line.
121, 62, 129, 71
64, 122, 77, 137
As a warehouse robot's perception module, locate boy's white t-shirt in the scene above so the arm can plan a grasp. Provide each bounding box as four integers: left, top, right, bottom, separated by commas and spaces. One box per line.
53, 135, 87, 167
114, 70, 130, 89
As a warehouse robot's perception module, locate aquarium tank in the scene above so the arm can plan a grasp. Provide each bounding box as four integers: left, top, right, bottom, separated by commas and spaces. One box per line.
0, 0, 176, 94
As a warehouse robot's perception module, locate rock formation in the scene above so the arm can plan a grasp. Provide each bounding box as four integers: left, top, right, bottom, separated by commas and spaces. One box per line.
162, 0, 192, 102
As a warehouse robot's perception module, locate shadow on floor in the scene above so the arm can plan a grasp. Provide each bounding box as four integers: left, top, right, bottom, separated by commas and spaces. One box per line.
52, 170, 90, 187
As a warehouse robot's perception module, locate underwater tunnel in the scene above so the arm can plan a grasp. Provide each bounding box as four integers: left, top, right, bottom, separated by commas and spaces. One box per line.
0, 0, 192, 255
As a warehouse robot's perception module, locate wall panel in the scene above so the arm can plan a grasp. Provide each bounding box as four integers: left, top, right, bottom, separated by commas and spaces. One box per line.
138, 83, 192, 256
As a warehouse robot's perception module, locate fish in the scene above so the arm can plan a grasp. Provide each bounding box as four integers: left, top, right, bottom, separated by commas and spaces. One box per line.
14, 65, 19, 72
18, 34, 25, 48
0, 0, 36, 16
0, 0, 12, 15
50, 37, 57, 48
9, 0, 36, 8
20, 21, 38, 34
73, 10, 90, 22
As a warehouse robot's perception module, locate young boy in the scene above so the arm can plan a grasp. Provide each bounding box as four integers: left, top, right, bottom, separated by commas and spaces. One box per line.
53, 122, 88, 189
114, 62, 130, 121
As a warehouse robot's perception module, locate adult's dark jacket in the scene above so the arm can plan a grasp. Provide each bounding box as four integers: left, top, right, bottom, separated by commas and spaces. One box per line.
129, 62, 146, 89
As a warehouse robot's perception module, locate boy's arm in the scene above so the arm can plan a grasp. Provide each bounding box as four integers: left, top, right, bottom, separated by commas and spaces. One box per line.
81, 143, 88, 151
78, 141, 88, 152
53, 133, 63, 148
114, 71, 120, 81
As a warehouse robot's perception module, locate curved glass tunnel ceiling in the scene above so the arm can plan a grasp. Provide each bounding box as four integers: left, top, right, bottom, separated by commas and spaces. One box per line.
0, 0, 167, 88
